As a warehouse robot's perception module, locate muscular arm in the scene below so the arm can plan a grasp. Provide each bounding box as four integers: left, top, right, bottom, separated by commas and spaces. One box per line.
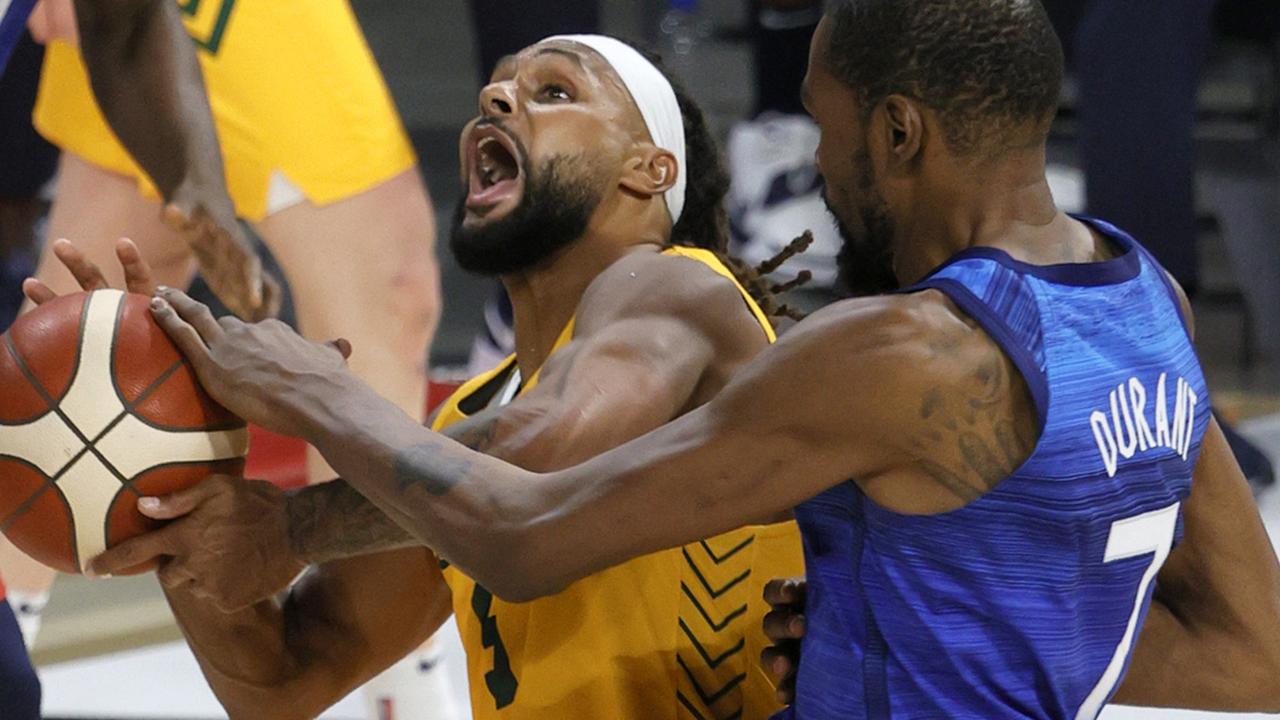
297, 295, 975, 601
284, 251, 768, 563
168, 252, 770, 715
167, 548, 450, 720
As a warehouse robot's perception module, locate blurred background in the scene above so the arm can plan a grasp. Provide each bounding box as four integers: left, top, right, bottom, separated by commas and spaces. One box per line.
0, 0, 1277, 717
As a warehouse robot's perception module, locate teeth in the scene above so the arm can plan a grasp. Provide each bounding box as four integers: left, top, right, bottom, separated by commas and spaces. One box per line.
475, 136, 516, 190
477, 138, 498, 187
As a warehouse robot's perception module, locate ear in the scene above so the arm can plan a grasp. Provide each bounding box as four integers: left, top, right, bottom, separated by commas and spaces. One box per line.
880, 95, 925, 169
619, 146, 679, 199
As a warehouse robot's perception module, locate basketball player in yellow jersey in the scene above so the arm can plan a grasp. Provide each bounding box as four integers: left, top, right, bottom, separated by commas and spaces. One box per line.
25, 0, 438, 465
87, 35, 804, 719
17, 1, 443, 715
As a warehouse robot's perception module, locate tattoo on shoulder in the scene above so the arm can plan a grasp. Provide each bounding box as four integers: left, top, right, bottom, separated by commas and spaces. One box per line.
911, 342, 1036, 503
394, 442, 471, 496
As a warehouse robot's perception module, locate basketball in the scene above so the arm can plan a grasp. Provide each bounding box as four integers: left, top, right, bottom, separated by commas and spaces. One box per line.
0, 289, 248, 575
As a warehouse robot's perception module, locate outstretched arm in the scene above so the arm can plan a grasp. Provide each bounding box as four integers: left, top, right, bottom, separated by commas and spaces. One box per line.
96, 252, 773, 716
95, 250, 767, 593
150, 288, 925, 601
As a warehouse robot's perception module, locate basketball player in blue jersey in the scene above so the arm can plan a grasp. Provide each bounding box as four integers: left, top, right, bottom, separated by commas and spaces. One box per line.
130, 1, 1279, 717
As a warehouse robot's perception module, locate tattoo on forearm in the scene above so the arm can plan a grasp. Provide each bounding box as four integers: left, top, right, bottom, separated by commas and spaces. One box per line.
394, 442, 472, 496
286, 481, 415, 563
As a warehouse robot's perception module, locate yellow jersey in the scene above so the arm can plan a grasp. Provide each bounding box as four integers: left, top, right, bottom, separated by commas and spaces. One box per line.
431, 247, 804, 720
33, 0, 415, 220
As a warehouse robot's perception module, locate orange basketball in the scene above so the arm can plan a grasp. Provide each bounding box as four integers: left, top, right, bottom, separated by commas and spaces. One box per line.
0, 290, 248, 575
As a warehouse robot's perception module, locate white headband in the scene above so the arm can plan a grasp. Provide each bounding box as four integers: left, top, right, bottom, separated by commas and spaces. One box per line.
545, 34, 687, 225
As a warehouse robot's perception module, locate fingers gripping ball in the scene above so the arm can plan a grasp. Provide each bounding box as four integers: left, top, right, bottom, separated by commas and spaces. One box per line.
0, 290, 248, 574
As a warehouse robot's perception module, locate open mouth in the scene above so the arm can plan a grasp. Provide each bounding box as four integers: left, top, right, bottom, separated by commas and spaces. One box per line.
466, 125, 524, 215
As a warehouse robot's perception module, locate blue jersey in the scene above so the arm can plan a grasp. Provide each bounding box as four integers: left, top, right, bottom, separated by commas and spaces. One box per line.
0, 0, 36, 77
783, 218, 1210, 719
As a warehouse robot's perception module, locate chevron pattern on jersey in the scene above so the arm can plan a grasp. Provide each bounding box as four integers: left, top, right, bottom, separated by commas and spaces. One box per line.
676, 528, 758, 720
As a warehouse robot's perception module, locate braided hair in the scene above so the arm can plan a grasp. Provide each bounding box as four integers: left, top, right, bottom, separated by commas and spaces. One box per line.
636, 48, 814, 324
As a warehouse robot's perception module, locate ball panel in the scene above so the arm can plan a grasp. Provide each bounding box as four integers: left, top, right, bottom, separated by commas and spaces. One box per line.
105, 458, 246, 576
4, 293, 86, 403
0, 341, 51, 424
0, 459, 52, 532
111, 292, 241, 431
111, 293, 184, 406
133, 362, 242, 431
7, 487, 77, 575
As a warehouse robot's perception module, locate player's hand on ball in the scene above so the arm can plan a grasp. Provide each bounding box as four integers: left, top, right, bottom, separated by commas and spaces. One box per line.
761, 576, 807, 705
163, 188, 281, 322
23, 238, 157, 305
89, 475, 305, 612
150, 287, 354, 439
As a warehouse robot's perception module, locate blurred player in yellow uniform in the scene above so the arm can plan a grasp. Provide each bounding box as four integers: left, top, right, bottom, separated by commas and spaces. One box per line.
12, 1, 448, 716
86, 35, 806, 719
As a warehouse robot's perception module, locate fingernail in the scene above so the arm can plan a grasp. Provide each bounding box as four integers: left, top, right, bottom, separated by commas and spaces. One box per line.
156, 285, 171, 294
150, 297, 166, 311
139, 497, 161, 511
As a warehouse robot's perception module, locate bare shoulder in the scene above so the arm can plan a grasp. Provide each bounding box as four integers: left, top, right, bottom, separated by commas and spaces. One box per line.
733, 290, 1036, 512
574, 248, 770, 351
772, 289, 982, 373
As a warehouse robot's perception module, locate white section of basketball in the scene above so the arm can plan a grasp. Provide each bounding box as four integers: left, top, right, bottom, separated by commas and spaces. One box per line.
0, 412, 83, 477
0, 289, 249, 571
60, 291, 127, 438
95, 414, 248, 480
58, 453, 127, 572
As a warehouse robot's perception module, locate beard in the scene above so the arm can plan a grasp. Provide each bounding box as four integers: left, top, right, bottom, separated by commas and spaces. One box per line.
827, 146, 899, 296
449, 152, 605, 277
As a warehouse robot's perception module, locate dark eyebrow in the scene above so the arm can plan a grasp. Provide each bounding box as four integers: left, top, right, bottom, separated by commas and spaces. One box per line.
533, 47, 587, 69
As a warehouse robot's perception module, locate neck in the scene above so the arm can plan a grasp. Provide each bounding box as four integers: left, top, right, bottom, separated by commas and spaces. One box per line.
892, 145, 1062, 285
500, 224, 664, 380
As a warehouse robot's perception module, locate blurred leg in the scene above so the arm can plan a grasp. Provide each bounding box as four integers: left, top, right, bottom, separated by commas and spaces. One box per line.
256, 168, 440, 483
0, 599, 40, 719
27, 153, 195, 301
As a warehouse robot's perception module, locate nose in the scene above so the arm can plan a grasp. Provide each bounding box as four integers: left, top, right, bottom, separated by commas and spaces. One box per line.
479, 82, 516, 117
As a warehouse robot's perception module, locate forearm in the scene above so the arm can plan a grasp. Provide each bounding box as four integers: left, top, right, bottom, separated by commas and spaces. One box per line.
1114, 597, 1280, 711
74, 0, 229, 202
164, 588, 313, 720
300, 379, 551, 598
283, 409, 528, 563
285, 481, 417, 564
166, 547, 448, 719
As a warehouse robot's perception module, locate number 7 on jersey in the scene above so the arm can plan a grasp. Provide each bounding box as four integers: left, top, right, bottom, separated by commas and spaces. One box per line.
1076, 502, 1180, 719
